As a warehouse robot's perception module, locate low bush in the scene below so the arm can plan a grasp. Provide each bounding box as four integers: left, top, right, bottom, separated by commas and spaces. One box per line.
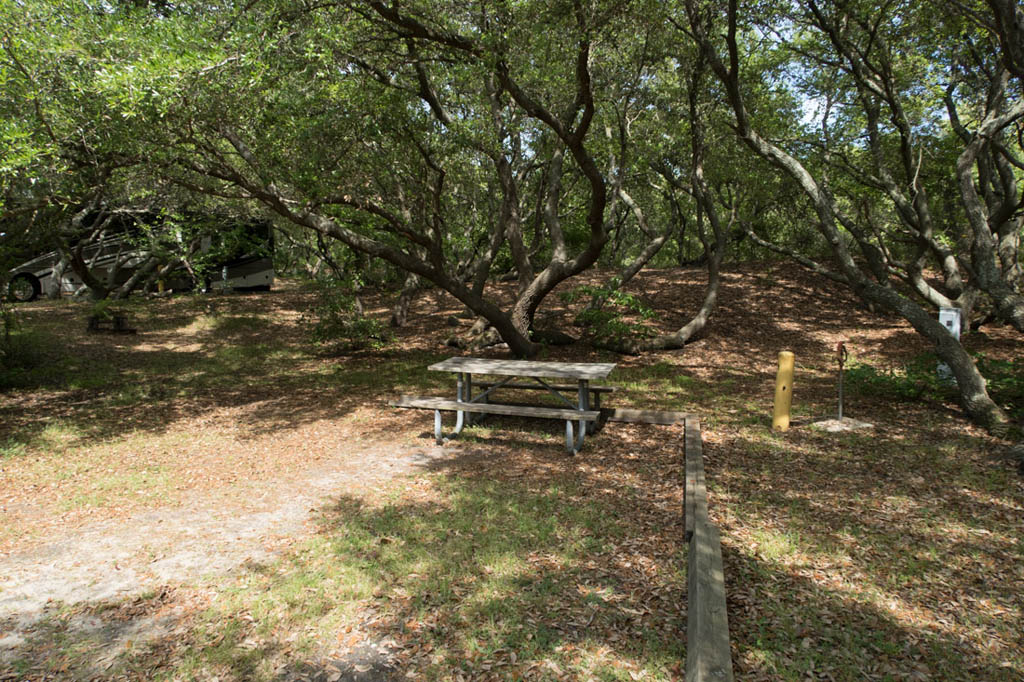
560, 280, 657, 344
845, 354, 946, 402
847, 352, 1024, 421
303, 278, 391, 353
975, 353, 1024, 422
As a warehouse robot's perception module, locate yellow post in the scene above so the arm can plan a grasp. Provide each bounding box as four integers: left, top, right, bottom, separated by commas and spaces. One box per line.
773, 351, 795, 431
157, 279, 165, 294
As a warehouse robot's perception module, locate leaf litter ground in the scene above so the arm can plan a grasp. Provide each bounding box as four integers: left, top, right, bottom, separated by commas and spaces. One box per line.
0, 264, 1021, 681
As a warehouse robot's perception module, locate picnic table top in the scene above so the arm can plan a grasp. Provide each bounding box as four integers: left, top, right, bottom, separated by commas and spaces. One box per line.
428, 356, 617, 381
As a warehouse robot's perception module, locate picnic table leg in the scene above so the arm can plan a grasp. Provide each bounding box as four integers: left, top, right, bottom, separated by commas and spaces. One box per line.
579, 379, 596, 435
564, 419, 586, 454
433, 373, 472, 444
452, 372, 467, 436
562, 379, 589, 454
471, 372, 491, 426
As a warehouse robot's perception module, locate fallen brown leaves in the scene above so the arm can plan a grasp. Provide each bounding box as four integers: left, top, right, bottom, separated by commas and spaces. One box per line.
2, 265, 1022, 680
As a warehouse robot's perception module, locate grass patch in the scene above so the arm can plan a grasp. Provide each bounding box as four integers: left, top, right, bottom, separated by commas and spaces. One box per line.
0, 438, 28, 458
6, 472, 685, 680
210, 314, 272, 335
3, 421, 86, 457
146, 474, 683, 680
715, 420, 1023, 681
329, 351, 446, 392
59, 466, 171, 512
845, 351, 1024, 421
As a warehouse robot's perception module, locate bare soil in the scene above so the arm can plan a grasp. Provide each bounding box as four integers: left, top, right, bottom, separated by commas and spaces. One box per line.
0, 440, 447, 648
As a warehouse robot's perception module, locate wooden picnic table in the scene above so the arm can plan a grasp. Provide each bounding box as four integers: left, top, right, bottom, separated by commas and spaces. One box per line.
427, 357, 616, 382
392, 357, 617, 453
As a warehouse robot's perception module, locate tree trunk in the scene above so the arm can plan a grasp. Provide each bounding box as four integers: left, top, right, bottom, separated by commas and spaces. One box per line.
618, 235, 669, 287
864, 281, 1010, 435
390, 273, 421, 327
953, 85, 1024, 333
598, 220, 723, 355
599, 50, 725, 355
615, 187, 671, 288
111, 257, 159, 300
67, 247, 111, 300
594, 255, 721, 354
45, 256, 70, 298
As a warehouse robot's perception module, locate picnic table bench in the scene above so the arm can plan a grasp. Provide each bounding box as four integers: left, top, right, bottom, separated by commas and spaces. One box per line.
87, 313, 137, 334
390, 357, 617, 454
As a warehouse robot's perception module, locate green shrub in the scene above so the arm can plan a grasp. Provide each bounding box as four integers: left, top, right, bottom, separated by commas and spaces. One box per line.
844, 355, 947, 402
88, 299, 118, 320
975, 353, 1024, 421
846, 352, 1024, 419
304, 278, 391, 353
560, 280, 657, 344
87, 299, 133, 324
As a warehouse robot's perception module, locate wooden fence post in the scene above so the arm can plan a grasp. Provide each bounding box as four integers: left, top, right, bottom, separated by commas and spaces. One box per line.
684, 418, 734, 681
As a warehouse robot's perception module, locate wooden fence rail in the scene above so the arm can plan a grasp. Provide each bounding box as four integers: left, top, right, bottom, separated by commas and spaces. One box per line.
684, 417, 734, 681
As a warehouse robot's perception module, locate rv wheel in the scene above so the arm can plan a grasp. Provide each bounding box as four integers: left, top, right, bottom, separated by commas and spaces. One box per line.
8, 274, 41, 302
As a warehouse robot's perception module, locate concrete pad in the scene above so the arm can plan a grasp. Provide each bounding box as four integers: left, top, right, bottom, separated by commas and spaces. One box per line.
811, 418, 875, 432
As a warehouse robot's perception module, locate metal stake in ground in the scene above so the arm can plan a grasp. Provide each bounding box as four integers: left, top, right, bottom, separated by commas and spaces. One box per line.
836, 341, 849, 421
812, 343, 872, 434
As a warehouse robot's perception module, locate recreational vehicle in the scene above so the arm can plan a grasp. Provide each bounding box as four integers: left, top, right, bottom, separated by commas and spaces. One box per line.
7, 219, 274, 302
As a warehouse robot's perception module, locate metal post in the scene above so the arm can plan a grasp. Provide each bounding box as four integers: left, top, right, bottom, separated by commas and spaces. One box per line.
579, 379, 592, 435
453, 372, 465, 435
836, 341, 848, 421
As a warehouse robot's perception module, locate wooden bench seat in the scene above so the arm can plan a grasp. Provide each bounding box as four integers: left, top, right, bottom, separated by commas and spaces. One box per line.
470, 381, 615, 413
390, 395, 599, 454
472, 381, 616, 395
87, 314, 137, 334
391, 396, 599, 421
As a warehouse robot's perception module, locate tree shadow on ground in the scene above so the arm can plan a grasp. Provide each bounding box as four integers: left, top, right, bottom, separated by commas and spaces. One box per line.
2, 265, 1019, 679
711, 423, 1024, 680
721, 545, 1020, 681
0, 424, 688, 681
1, 408, 1019, 680
300, 433, 688, 680
0, 295, 448, 455
621, 265, 928, 370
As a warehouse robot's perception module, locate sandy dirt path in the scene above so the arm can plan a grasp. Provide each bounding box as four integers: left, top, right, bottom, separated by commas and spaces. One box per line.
0, 441, 447, 666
